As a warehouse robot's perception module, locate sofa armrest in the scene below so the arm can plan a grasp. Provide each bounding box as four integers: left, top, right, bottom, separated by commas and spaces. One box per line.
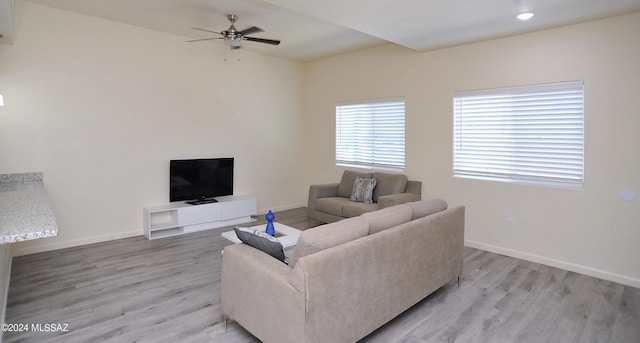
307, 183, 340, 218
308, 183, 339, 200
222, 244, 305, 343
406, 180, 422, 194
377, 192, 422, 208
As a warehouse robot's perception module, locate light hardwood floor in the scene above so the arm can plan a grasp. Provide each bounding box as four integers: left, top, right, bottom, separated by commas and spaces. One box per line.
4, 208, 640, 342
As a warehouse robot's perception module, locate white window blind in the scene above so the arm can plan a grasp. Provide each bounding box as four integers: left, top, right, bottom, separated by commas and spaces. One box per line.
453, 81, 584, 188
336, 98, 405, 171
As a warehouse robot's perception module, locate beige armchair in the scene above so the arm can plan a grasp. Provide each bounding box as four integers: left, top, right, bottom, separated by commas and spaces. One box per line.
307, 170, 422, 224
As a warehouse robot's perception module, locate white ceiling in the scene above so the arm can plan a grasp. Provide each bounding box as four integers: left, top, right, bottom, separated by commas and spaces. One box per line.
3, 0, 640, 61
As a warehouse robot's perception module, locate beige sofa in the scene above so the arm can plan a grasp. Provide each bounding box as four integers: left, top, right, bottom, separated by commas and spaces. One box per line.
221, 199, 464, 343
307, 170, 422, 224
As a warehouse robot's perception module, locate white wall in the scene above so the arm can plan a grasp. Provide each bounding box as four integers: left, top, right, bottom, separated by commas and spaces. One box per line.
0, 1, 306, 255
302, 12, 640, 287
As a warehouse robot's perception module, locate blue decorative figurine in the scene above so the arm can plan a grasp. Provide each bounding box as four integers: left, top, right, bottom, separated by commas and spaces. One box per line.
265, 210, 275, 236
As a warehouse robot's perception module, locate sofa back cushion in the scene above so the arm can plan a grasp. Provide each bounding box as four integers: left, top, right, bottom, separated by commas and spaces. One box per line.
405, 198, 448, 220
372, 172, 408, 202
337, 170, 373, 198
289, 216, 370, 267
361, 204, 413, 235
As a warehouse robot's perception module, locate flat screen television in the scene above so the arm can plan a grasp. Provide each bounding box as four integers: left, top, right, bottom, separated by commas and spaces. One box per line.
170, 158, 234, 204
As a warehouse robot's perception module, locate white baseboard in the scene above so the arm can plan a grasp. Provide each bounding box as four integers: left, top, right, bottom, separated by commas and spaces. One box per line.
11, 230, 142, 257
465, 239, 640, 289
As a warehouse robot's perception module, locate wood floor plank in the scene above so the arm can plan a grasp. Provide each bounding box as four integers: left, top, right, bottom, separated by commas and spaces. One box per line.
4, 208, 639, 343
481, 264, 568, 342
611, 286, 640, 343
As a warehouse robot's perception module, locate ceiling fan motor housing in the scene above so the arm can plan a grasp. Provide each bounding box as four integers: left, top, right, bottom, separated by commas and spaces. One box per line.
223, 14, 241, 45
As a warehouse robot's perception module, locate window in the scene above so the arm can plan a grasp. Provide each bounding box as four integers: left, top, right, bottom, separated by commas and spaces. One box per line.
453, 81, 584, 188
336, 98, 405, 171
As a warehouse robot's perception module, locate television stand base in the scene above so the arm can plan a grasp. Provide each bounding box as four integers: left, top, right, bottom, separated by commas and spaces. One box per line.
143, 195, 257, 240
186, 198, 219, 205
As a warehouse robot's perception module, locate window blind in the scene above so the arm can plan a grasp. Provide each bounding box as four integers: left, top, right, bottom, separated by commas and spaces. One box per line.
453, 81, 584, 188
336, 98, 405, 171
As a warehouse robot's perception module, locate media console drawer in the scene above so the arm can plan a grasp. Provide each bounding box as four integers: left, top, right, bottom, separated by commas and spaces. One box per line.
177, 203, 221, 226
219, 197, 257, 220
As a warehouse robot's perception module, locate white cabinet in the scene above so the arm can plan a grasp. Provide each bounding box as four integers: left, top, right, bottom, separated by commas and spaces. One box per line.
143, 195, 257, 240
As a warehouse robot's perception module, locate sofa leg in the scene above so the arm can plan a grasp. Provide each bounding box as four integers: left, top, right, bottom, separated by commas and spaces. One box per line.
457, 276, 461, 287
224, 315, 228, 332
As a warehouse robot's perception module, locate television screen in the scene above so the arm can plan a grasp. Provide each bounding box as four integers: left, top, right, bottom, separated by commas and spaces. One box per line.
170, 158, 234, 203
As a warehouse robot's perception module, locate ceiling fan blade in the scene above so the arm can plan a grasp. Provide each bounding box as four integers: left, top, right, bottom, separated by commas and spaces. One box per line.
238, 26, 264, 36
187, 37, 223, 42
191, 27, 222, 35
244, 37, 281, 46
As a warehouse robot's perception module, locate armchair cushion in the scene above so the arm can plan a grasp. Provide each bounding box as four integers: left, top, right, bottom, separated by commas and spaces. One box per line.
234, 227, 286, 263
372, 172, 408, 202
337, 170, 373, 198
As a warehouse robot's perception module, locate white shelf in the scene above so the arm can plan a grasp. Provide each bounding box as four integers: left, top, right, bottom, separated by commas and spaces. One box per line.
143, 195, 257, 240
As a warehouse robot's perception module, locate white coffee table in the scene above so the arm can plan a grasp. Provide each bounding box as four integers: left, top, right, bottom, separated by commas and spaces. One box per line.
221, 222, 302, 248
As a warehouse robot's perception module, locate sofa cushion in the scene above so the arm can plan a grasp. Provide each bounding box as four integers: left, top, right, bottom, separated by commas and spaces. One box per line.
361, 204, 413, 235
234, 227, 286, 263
337, 170, 373, 198
315, 197, 353, 217
350, 177, 377, 203
372, 172, 408, 202
405, 198, 448, 220
343, 202, 379, 218
289, 216, 369, 267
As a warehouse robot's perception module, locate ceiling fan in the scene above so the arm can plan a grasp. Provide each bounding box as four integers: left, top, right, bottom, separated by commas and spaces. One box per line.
187, 14, 281, 49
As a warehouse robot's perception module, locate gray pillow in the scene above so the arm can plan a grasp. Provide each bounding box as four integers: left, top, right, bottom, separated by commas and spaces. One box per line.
350, 177, 377, 203
337, 170, 373, 198
234, 227, 286, 263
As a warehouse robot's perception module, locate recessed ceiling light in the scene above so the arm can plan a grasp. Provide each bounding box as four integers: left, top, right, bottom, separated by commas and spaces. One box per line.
517, 12, 535, 21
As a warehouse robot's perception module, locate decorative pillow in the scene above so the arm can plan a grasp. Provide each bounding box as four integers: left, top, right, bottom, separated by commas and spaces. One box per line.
350, 177, 377, 203
337, 170, 373, 198
234, 227, 286, 263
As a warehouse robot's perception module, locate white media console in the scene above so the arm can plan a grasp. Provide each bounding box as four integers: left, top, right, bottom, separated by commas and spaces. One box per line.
143, 195, 257, 240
